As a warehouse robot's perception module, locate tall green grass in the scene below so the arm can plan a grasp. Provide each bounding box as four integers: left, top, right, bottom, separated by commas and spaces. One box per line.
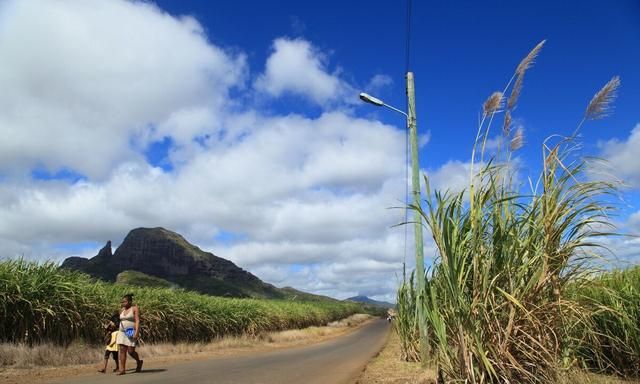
571, 266, 640, 376
0, 259, 363, 345
395, 272, 419, 362
395, 40, 633, 383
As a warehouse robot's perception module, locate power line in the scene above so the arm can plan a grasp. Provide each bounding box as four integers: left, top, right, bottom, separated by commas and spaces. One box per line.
405, 0, 413, 74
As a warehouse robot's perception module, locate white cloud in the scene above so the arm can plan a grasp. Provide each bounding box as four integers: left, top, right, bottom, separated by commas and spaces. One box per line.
583, 210, 640, 268
598, 123, 640, 187
365, 74, 393, 93
483, 135, 504, 153
0, 0, 245, 179
425, 160, 474, 194
0, 111, 407, 242
592, 234, 640, 268
254, 37, 354, 106
419, 131, 431, 148
628, 211, 640, 233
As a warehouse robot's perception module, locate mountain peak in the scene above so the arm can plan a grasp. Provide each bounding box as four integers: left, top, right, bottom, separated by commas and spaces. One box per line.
62, 227, 282, 298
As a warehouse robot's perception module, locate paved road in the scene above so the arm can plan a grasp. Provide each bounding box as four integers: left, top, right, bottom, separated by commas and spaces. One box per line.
56, 319, 390, 384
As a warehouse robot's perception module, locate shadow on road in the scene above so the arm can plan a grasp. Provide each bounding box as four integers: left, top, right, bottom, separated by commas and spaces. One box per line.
137, 369, 167, 374
119, 368, 167, 375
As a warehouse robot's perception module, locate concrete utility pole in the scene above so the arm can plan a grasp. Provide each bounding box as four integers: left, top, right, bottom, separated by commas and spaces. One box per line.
359, 72, 428, 364
406, 72, 428, 364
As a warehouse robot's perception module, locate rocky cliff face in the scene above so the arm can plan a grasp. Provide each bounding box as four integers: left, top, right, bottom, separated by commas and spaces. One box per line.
61, 228, 282, 298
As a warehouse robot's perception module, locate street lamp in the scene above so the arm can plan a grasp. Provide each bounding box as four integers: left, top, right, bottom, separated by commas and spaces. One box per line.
359, 93, 408, 117
360, 72, 428, 363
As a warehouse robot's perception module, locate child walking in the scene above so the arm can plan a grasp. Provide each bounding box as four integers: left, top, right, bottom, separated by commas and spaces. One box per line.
98, 314, 120, 373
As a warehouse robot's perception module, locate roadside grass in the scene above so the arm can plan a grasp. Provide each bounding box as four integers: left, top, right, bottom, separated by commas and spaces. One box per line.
0, 314, 374, 369
570, 266, 640, 377
0, 259, 366, 346
356, 328, 436, 384
356, 329, 640, 384
561, 371, 640, 384
259, 313, 372, 343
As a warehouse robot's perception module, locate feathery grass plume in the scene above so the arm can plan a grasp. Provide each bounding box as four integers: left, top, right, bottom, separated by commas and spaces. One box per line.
478, 91, 505, 163
545, 145, 559, 170
503, 40, 545, 135
472, 41, 545, 227
516, 40, 546, 75
503, 111, 512, 136
511, 40, 546, 104
507, 75, 523, 109
510, 127, 524, 151
585, 76, 621, 120
483, 91, 503, 115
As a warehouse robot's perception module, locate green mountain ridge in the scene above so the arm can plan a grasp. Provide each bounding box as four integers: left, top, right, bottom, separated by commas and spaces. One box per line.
61, 227, 329, 301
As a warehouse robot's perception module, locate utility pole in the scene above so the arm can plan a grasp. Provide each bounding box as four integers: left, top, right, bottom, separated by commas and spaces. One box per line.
407, 71, 428, 364
359, 72, 428, 363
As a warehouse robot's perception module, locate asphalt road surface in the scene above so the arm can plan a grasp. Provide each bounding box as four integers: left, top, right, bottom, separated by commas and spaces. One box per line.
56, 319, 390, 384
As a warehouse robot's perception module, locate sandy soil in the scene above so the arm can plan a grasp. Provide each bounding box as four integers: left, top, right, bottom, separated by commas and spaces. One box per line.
355, 328, 435, 384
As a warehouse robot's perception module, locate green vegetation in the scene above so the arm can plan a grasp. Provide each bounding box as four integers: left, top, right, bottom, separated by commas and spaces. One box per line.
116, 270, 177, 289
0, 259, 364, 346
279, 286, 338, 302
170, 274, 258, 298
395, 40, 638, 383
394, 273, 419, 362
572, 266, 640, 377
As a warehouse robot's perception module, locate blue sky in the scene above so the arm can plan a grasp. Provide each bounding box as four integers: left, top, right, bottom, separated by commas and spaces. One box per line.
153, 1, 640, 145
0, 0, 638, 302
154, 0, 640, 187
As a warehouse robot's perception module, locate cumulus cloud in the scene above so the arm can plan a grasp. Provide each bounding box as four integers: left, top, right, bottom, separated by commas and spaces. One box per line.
365, 74, 393, 93
628, 210, 640, 233
593, 233, 640, 267
0, 112, 406, 239
425, 160, 474, 194
483, 135, 505, 154
598, 123, 640, 187
419, 131, 431, 148
0, 0, 245, 179
254, 37, 355, 106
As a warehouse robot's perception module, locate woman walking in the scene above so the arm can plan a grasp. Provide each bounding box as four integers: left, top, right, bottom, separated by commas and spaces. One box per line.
116, 293, 143, 375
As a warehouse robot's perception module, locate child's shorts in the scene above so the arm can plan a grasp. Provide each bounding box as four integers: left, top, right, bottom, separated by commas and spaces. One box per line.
104, 350, 118, 360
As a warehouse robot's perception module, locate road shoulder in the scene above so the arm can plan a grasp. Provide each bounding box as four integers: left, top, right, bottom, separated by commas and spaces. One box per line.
354, 326, 435, 384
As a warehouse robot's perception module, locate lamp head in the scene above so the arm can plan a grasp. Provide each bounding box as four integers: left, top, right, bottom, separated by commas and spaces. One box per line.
359, 92, 384, 107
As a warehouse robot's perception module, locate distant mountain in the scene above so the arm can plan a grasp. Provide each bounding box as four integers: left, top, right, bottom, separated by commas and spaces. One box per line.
346, 295, 395, 309
61, 227, 287, 298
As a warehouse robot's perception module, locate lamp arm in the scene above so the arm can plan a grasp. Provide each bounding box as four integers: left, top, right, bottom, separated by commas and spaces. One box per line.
382, 103, 408, 118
